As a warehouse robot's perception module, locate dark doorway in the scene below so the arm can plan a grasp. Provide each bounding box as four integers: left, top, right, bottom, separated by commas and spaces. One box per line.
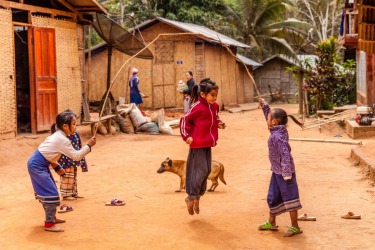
14, 26, 31, 133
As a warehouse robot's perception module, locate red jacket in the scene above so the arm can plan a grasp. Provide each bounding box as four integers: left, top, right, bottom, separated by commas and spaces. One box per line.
180, 97, 220, 148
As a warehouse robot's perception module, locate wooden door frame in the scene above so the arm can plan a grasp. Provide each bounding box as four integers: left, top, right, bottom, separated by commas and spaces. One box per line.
28, 27, 36, 134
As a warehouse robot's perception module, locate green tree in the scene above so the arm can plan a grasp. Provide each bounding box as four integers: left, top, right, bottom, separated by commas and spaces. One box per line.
122, 0, 228, 29
304, 36, 355, 112
219, 0, 311, 61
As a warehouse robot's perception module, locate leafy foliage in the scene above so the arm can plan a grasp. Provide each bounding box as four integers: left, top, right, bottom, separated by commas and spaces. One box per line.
120, 0, 228, 29
303, 37, 355, 112
219, 0, 311, 61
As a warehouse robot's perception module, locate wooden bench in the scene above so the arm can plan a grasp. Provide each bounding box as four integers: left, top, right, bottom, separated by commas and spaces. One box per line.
80, 114, 116, 136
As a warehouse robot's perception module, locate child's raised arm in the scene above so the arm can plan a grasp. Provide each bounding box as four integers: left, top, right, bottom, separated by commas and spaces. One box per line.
259, 98, 270, 121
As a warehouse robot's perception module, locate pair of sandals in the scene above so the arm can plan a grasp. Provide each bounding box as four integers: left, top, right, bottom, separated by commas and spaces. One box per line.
57, 204, 74, 213
258, 221, 303, 237
105, 198, 125, 206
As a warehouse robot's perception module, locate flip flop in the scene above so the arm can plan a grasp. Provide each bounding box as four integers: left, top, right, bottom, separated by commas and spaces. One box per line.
57, 204, 74, 213
284, 226, 303, 237
73, 195, 84, 199
63, 196, 77, 201
45, 225, 64, 232
105, 198, 125, 206
298, 213, 317, 221
258, 220, 279, 231
341, 211, 361, 219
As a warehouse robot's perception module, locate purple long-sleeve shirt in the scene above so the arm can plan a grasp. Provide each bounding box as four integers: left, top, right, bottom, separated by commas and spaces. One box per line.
262, 104, 295, 177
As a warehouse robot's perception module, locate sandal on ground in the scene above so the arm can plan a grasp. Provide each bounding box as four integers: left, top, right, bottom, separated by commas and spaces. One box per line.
284, 226, 303, 237
63, 196, 77, 201
54, 218, 66, 223
105, 198, 125, 206
341, 211, 361, 219
73, 195, 84, 199
258, 221, 278, 231
45, 225, 64, 232
298, 213, 317, 221
57, 204, 74, 213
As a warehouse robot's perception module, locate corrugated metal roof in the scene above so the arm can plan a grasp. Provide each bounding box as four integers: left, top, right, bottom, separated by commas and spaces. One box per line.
257, 54, 317, 67
67, 0, 106, 13
256, 54, 343, 71
236, 54, 262, 66
135, 17, 250, 48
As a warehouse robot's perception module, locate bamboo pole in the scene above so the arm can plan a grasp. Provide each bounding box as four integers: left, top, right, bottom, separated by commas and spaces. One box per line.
290, 138, 362, 145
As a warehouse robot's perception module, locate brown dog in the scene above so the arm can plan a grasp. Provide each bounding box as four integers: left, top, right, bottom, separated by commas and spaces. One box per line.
157, 157, 226, 192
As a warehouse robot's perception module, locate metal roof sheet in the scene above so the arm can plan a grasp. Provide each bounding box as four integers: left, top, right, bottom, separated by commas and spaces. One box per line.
67, 0, 106, 13
236, 54, 262, 66
135, 17, 250, 48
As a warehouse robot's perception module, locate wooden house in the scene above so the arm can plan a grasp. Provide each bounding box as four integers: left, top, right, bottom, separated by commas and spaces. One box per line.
252, 55, 315, 102
0, 0, 105, 139
341, 0, 375, 105
86, 17, 259, 109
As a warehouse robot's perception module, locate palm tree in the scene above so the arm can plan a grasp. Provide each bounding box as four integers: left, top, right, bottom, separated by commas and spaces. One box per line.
219, 0, 311, 61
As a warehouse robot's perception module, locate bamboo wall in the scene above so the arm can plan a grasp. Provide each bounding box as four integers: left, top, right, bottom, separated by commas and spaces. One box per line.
87, 47, 153, 107
253, 58, 298, 102
204, 45, 241, 106
174, 41, 196, 106
0, 8, 16, 138
32, 16, 82, 118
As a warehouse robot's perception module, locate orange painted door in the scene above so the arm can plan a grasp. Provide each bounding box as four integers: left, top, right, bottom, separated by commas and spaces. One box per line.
30, 27, 57, 132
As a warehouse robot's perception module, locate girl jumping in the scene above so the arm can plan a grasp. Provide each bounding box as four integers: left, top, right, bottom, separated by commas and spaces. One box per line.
179, 78, 225, 215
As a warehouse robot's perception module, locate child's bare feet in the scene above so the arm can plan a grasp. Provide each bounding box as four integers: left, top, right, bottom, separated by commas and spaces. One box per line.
185, 198, 194, 215
193, 199, 199, 214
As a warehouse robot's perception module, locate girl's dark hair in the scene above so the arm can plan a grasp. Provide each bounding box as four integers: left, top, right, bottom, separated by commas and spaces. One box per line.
51, 109, 76, 134
271, 108, 288, 125
189, 78, 219, 106
186, 71, 193, 77
271, 108, 305, 128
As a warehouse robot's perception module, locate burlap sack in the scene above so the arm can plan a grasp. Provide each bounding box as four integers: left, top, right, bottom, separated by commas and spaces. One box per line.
116, 114, 135, 134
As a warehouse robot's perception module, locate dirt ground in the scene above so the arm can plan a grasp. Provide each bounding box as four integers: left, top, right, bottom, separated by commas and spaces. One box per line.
0, 104, 374, 250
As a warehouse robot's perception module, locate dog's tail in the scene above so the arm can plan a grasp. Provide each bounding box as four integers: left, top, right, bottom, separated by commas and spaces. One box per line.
218, 163, 226, 185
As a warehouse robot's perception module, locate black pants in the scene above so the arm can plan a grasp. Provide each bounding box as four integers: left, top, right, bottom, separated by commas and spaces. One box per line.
186, 148, 211, 200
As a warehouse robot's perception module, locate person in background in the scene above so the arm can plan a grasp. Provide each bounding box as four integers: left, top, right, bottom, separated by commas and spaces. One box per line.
129, 67, 143, 107
59, 131, 88, 201
27, 110, 96, 232
183, 71, 196, 112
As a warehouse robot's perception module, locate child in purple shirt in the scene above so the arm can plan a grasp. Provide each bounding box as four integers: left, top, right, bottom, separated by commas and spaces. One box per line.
258, 98, 303, 237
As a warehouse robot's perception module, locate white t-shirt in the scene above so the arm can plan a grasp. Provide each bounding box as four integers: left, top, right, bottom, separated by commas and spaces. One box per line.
38, 130, 90, 163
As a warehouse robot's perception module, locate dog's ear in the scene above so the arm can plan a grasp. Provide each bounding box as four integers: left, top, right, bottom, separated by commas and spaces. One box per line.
166, 157, 170, 161
168, 159, 172, 166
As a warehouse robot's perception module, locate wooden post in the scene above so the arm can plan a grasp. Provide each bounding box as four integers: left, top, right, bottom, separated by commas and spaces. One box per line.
299, 70, 303, 115
87, 25, 92, 103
